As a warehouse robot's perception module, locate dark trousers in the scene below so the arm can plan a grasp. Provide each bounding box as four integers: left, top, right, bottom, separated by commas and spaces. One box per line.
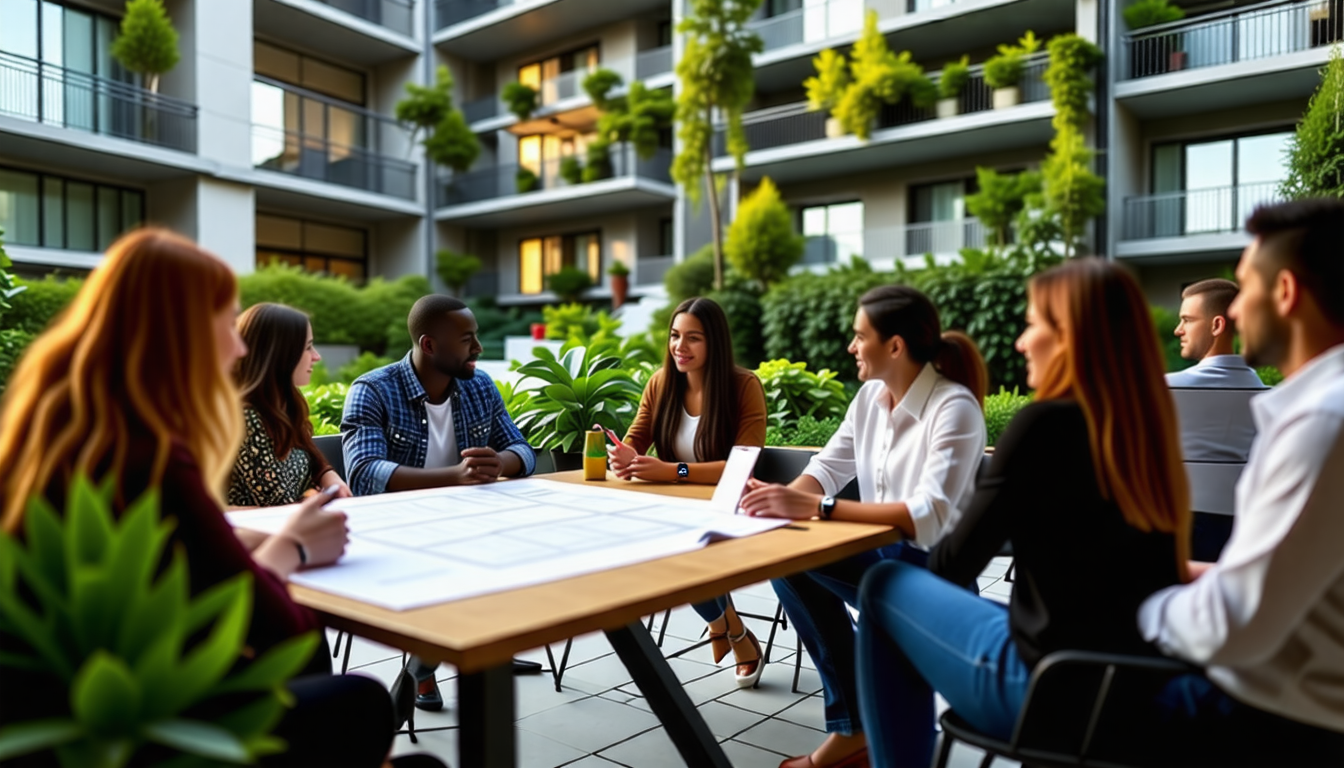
264, 673, 396, 768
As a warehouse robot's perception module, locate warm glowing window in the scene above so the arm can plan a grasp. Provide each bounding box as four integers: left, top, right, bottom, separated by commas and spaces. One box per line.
517, 231, 601, 294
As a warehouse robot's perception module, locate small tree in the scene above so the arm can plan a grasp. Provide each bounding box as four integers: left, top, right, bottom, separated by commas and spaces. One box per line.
398, 66, 480, 175
435, 249, 482, 295
585, 71, 675, 170
804, 49, 850, 114
1040, 34, 1105, 258
725, 177, 804, 289
110, 0, 179, 94
672, 0, 765, 292
1281, 46, 1344, 200
502, 82, 539, 121
828, 11, 935, 141
965, 167, 1042, 249
547, 266, 594, 304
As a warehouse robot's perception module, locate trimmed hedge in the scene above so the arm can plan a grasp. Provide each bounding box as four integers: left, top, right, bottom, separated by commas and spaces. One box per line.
759, 259, 893, 382
3, 276, 84, 335
0, 328, 36, 395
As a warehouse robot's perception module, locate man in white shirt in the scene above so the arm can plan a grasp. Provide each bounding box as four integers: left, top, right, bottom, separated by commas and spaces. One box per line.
1137, 198, 1344, 765
1166, 278, 1265, 391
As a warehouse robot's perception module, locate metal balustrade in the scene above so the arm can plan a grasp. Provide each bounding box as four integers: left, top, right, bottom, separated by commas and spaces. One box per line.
317, 0, 414, 35
634, 255, 675, 286
1124, 0, 1343, 80
714, 54, 1049, 156
434, 0, 514, 30
438, 146, 672, 207
803, 219, 990, 264
635, 46, 674, 80
0, 50, 197, 153
1122, 182, 1284, 239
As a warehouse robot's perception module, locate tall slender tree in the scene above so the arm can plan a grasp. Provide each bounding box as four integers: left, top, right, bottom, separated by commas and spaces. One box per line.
1281, 46, 1344, 200
672, 0, 764, 290
110, 0, 179, 94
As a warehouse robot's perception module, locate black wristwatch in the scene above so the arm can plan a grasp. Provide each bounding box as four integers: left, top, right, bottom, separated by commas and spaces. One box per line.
677, 462, 689, 481
818, 495, 836, 520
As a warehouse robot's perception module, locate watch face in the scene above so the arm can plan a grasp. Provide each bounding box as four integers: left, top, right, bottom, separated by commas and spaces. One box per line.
677, 463, 689, 478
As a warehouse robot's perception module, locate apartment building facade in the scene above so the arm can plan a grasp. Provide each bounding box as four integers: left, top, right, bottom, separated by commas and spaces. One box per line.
0, 0, 1335, 311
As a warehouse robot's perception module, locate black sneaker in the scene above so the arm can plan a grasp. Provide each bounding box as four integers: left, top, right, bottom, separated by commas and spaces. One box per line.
414, 676, 444, 712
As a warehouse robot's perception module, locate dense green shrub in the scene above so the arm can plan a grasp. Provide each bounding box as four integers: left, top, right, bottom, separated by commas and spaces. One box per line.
435, 249, 482, 294
725, 177, 803, 289
1257, 366, 1284, 387
1149, 305, 1192, 374
1122, 0, 1184, 30
543, 303, 613, 341
238, 264, 429, 355
984, 386, 1033, 447
338, 352, 394, 383
546, 266, 594, 303
0, 328, 35, 394
706, 278, 765, 368
754, 359, 850, 430
3, 276, 84, 334
469, 298, 543, 359
1281, 47, 1344, 200
759, 259, 893, 381
765, 414, 843, 448
301, 382, 349, 436
664, 244, 717, 302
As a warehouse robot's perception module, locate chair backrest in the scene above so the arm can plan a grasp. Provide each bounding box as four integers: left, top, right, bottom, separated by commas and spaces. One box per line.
312, 434, 346, 482
977, 451, 993, 485
752, 446, 860, 500
1169, 387, 1260, 464
1185, 461, 1243, 516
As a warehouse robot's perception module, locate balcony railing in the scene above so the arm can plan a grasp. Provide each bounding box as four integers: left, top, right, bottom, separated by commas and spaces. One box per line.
461, 49, 675, 123
634, 255, 675, 286
434, 0, 513, 31
1122, 182, 1284, 240
437, 146, 673, 207
1124, 0, 1343, 80
802, 218, 990, 264
317, 0, 414, 35
715, 54, 1049, 156
0, 50, 197, 152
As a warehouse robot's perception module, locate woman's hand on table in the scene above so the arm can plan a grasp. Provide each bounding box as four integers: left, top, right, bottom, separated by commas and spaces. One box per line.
614, 455, 676, 482
739, 478, 822, 520
280, 488, 350, 567
607, 442, 637, 475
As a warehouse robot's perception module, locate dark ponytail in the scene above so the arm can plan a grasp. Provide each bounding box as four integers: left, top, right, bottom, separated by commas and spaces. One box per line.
858, 286, 988, 408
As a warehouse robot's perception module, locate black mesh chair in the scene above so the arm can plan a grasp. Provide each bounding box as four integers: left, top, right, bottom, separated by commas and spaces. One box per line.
937, 651, 1195, 768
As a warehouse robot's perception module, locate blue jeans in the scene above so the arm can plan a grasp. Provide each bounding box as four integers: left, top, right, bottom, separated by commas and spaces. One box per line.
857, 559, 1030, 768
690, 595, 730, 623
771, 542, 920, 735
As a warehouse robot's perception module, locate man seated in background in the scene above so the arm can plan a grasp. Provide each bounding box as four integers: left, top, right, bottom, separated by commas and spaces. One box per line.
341, 294, 540, 713
1139, 198, 1344, 766
1167, 278, 1265, 392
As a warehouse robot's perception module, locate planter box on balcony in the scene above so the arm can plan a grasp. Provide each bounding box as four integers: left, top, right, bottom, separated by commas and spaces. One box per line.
936, 98, 959, 119
825, 117, 845, 139
992, 87, 1020, 110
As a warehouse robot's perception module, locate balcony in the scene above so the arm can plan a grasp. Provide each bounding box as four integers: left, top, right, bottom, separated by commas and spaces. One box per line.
634, 254, 675, 287
1118, 182, 1283, 261
435, 146, 675, 225
714, 54, 1052, 183
802, 218, 990, 268
433, 0, 670, 60
0, 50, 197, 153
461, 48, 675, 127
434, 0, 511, 29
251, 79, 417, 200
1117, 0, 1340, 116
316, 0, 415, 35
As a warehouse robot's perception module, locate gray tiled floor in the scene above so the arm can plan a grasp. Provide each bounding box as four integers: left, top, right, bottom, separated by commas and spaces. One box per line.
331, 560, 1020, 768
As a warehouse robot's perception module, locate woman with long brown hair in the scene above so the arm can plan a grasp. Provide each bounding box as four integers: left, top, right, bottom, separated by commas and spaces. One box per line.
0, 229, 434, 768
740, 284, 990, 768
852, 258, 1188, 768
607, 296, 770, 687
229, 303, 351, 507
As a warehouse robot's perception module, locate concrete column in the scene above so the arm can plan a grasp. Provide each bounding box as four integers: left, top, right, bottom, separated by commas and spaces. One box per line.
187, 0, 255, 168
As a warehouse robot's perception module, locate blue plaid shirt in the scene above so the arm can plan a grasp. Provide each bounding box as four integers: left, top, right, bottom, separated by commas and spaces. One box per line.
340, 354, 535, 496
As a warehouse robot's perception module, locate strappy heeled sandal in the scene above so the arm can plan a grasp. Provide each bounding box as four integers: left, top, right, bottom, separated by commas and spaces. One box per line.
729, 626, 764, 688
708, 624, 732, 664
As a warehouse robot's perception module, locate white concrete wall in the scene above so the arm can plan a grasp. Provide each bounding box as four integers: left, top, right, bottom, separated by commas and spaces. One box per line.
373, 217, 427, 279
197, 179, 257, 274
189, 0, 255, 168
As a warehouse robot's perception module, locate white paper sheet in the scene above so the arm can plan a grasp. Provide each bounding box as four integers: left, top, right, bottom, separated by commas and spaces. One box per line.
226, 478, 788, 611
709, 445, 762, 514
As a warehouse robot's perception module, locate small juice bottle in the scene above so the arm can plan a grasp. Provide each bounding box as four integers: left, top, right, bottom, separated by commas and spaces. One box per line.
583, 428, 607, 480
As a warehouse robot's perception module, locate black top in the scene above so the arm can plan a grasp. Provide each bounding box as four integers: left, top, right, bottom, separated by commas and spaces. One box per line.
929, 400, 1182, 668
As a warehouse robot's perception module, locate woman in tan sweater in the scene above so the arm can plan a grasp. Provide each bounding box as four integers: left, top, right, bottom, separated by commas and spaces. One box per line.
608, 296, 769, 687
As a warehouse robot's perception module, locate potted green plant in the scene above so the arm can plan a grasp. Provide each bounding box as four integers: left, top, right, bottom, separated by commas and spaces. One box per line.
515, 166, 539, 193
936, 56, 971, 118
559, 155, 583, 185
435, 248, 482, 296
804, 48, 850, 138
502, 81, 539, 121
1123, 0, 1187, 71
607, 260, 631, 309
546, 265, 594, 303
984, 31, 1041, 109
509, 344, 643, 470
0, 477, 318, 767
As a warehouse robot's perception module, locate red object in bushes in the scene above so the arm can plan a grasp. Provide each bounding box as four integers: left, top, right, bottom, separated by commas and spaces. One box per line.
531, 323, 546, 340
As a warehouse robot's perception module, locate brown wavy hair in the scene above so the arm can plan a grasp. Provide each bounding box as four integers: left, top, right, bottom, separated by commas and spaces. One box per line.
858, 285, 989, 406
651, 297, 742, 463
1029, 258, 1190, 571
234, 303, 320, 465
0, 228, 243, 531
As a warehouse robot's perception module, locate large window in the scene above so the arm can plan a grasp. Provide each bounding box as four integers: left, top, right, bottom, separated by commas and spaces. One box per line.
1151, 130, 1292, 235
517, 133, 590, 188
518, 231, 600, 295
517, 44, 599, 106
0, 166, 143, 252
256, 214, 368, 281
800, 201, 862, 265
0, 0, 125, 77
252, 41, 368, 169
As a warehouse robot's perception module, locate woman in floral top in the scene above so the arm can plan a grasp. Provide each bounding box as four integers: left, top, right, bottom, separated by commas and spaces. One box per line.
229, 303, 351, 506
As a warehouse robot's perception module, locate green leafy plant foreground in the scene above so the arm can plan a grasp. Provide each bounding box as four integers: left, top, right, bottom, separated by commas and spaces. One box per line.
766, 414, 843, 448
0, 477, 318, 768
507, 345, 643, 453
753, 359, 849, 430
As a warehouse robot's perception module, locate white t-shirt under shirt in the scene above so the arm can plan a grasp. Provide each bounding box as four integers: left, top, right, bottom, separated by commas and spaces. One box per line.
423, 397, 460, 470
673, 408, 701, 463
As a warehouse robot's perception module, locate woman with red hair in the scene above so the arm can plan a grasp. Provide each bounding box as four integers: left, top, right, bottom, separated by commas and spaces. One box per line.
853, 258, 1190, 768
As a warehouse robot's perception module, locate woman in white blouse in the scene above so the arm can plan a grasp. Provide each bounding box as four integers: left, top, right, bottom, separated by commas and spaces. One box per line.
740, 285, 988, 768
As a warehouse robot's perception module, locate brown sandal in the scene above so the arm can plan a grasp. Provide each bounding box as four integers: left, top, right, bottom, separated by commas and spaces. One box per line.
730, 627, 763, 688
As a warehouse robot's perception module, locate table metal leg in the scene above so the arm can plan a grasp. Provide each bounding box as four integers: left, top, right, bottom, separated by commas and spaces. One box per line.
458, 663, 516, 768
605, 622, 732, 768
